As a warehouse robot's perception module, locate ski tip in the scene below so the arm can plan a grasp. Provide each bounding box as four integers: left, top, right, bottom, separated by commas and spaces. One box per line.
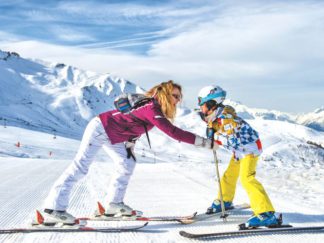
133, 222, 148, 229
179, 230, 196, 239
180, 211, 198, 223
178, 219, 195, 225
179, 230, 187, 236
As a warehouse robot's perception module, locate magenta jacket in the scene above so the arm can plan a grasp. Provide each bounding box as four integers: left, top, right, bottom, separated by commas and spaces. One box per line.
99, 99, 196, 145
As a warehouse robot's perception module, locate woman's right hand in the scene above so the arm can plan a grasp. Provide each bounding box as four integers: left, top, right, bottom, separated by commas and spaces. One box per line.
194, 136, 219, 150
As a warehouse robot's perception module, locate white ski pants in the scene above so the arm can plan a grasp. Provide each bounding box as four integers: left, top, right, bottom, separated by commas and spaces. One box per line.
43, 117, 137, 211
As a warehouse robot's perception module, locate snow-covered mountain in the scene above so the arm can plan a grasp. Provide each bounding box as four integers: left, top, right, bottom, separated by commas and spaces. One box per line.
296, 107, 324, 132
1, 49, 323, 140
0, 50, 144, 138
225, 100, 324, 132
224, 100, 295, 121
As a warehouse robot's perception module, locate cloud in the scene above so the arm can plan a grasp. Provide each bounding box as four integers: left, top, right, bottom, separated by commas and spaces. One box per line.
55, 1, 220, 28
1, 0, 323, 112
0, 31, 20, 42
0, 40, 144, 72
147, 1, 324, 80
56, 1, 168, 26
21, 9, 58, 22
49, 26, 96, 42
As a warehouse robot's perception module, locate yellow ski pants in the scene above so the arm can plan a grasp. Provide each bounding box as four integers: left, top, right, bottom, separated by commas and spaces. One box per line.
218, 154, 275, 215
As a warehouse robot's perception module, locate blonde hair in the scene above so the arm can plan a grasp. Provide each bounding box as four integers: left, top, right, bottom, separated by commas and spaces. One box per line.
146, 80, 182, 121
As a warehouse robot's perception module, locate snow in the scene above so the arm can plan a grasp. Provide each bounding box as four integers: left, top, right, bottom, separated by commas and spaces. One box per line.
0, 118, 323, 242
0, 49, 324, 242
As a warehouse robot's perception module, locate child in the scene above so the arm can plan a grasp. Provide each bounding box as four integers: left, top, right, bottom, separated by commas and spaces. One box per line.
198, 85, 279, 228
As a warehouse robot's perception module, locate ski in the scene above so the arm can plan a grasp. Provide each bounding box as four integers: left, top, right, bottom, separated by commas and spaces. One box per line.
78, 212, 197, 224
179, 203, 250, 224
0, 222, 148, 234
179, 225, 324, 239
76, 201, 197, 224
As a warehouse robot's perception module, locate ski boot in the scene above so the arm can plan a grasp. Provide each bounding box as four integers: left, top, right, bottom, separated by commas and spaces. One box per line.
206, 199, 233, 214
33, 209, 76, 226
106, 202, 143, 217
239, 211, 280, 230
95, 202, 143, 217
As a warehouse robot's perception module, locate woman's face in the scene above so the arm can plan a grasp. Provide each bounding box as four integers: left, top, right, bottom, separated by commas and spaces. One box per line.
171, 87, 182, 106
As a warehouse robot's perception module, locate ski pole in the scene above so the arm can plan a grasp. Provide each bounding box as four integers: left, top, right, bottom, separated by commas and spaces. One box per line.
213, 149, 228, 221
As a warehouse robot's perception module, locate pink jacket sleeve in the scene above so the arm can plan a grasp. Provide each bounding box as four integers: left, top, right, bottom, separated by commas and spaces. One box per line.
146, 105, 196, 145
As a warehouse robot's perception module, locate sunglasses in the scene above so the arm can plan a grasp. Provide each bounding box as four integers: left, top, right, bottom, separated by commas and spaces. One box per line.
172, 94, 181, 100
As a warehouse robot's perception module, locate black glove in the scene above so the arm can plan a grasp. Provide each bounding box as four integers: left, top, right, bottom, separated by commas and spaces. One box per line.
125, 140, 136, 161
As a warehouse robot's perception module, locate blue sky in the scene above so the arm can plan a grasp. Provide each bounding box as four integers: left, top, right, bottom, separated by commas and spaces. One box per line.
0, 0, 323, 113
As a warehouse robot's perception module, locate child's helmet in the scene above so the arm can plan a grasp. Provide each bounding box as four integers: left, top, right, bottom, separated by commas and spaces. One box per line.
198, 85, 226, 106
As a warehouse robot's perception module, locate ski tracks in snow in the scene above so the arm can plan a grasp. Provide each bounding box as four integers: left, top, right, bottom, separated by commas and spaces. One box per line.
0, 157, 324, 242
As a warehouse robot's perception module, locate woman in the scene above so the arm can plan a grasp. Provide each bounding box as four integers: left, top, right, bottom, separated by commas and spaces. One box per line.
40, 80, 212, 225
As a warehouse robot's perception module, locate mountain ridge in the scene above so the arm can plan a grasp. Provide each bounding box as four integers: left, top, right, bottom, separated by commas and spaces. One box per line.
0, 49, 323, 139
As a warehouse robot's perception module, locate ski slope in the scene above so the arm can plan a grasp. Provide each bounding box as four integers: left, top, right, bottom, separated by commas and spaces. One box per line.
0, 124, 323, 243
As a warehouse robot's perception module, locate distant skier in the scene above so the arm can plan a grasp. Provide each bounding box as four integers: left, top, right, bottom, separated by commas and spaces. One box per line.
197, 85, 279, 228
41, 80, 214, 225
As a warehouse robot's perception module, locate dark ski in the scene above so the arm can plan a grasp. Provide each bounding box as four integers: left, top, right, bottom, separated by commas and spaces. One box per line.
179, 225, 324, 239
